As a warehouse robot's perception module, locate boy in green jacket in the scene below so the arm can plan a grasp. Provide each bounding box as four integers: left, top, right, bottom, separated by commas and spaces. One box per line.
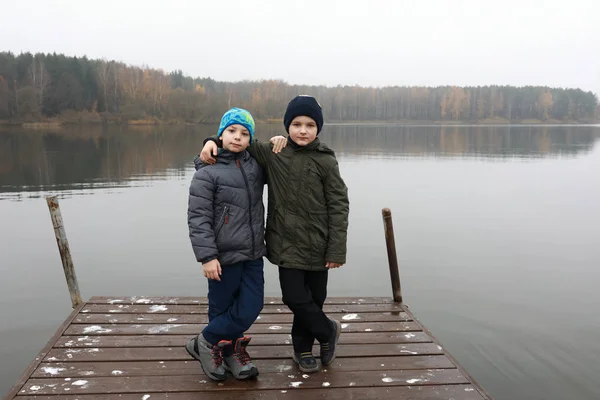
200, 95, 349, 373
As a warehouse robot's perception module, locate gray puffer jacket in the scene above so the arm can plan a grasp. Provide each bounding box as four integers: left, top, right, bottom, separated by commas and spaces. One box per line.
188, 149, 267, 265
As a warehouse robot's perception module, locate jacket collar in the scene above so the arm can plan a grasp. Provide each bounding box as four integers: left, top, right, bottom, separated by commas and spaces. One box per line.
216, 149, 250, 164
287, 136, 321, 151
287, 136, 335, 155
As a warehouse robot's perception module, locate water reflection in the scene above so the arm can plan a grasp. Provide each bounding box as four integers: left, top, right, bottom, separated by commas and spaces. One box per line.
0, 124, 598, 197
326, 124, 600, 159
0, 126, 201, 194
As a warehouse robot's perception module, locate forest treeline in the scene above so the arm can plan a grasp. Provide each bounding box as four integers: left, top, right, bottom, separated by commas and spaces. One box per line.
0, 51, 597, 124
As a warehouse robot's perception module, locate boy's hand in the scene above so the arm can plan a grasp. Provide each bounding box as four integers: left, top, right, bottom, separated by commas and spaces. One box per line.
203, 259, 222, 281
326, 262, 343, 269
270, 136, 287, 153
200, 141, 218, 164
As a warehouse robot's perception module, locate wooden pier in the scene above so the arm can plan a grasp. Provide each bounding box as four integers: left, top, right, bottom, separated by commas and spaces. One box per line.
3, 296, 491, 400
2, 201, 492, 399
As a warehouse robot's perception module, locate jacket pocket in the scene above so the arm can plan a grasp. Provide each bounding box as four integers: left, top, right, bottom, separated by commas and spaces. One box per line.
303, 162, 325, 209
309, 212, 329, 263
215, 206, 230, 239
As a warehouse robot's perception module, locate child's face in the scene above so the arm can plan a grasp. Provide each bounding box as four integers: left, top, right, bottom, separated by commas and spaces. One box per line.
288, 116, 318, 146
220, 124, 251, 152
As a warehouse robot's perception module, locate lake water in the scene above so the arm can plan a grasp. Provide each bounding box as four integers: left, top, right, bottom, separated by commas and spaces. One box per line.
1, 123, 599, 399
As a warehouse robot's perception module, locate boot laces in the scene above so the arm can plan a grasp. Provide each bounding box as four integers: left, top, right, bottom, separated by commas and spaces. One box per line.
211, 345, 225, 367
235, 342, 252, 365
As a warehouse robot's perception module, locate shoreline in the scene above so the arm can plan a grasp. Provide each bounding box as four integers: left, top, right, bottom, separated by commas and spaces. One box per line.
1, 118, 598, 130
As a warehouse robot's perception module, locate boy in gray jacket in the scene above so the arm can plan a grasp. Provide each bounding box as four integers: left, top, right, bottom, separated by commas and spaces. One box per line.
186, 108, 266, 381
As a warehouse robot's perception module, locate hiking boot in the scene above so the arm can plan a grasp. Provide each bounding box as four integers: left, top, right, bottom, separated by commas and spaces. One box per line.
223, 336, 259, 380
320, 319, 341, 366
185, 334, 230, 381
292, 351, 319, 373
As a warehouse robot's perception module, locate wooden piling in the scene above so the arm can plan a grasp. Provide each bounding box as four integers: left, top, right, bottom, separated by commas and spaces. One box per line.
382, 208, 402, 303
45, 196, 82, 308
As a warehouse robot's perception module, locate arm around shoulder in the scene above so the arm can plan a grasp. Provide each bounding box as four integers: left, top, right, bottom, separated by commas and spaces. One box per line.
246, 139, 273, 168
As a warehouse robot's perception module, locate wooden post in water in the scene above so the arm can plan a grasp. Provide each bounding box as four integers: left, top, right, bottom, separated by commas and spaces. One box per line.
46, 196, 83, 308
382, 208, 402, 303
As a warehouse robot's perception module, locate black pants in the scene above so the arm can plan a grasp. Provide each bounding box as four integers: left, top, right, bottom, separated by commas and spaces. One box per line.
278, 267, 333, 353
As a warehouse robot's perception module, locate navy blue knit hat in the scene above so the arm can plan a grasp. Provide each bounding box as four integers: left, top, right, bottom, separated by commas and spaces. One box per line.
283, 95, 324, 134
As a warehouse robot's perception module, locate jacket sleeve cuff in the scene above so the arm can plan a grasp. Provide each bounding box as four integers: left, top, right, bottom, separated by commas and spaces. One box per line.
325, 253, 346, 264
199, 255, 218, 263
203, 137, 221, 147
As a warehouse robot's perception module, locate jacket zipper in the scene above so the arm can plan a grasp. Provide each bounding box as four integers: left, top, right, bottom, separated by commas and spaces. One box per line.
236, 158, 256, 257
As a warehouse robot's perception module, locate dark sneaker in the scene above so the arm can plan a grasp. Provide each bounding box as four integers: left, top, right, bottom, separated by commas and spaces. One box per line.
223, 336, 259, 380
185, 334, 230, 381
320, 319, 341, 366
292, 351, 319, 373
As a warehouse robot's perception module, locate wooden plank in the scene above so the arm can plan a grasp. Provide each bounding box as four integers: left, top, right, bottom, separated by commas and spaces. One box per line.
16, 384, 485, 400
32, 355, 456, 378
43, 343, 443, 362
54, 331, 429, 348
18, 369, 469, 395
80, 303, 405, 315
6, 297, 490, 400
2, 303, 85, 400
87, 296, 394, 305
63, 321, 414, 336
73, 311, 411, 324
402, 305, 493, 400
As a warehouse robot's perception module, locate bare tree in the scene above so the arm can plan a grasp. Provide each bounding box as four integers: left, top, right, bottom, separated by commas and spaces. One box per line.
28, 58, 51, 112
112, 62, 121, 112
151, 70, 171, 115
96, 60, 112, 112
120, 66, 143, 102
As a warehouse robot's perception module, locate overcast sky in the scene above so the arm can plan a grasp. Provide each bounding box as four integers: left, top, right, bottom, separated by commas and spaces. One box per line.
2, 0, 599, 95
